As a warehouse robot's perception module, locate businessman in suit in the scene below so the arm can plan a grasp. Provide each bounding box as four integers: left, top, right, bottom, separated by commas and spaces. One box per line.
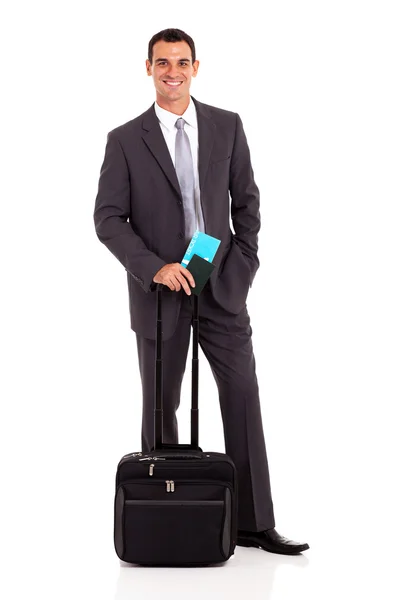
94, 28, 309, 554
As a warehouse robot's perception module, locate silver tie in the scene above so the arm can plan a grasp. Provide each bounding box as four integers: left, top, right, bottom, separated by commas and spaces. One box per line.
175, 117, 197, 242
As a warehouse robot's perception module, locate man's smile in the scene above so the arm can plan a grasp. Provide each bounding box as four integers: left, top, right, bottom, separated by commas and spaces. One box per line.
163, 80, 183, 87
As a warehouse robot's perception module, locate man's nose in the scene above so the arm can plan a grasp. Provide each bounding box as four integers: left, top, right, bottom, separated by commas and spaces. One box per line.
166, 65, 181, 78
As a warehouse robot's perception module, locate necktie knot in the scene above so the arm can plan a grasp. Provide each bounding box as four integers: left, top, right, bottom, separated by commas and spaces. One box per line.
175, 117, 186, 130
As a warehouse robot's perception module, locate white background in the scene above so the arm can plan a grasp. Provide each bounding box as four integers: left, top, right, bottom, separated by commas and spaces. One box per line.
1, 1, 400, 598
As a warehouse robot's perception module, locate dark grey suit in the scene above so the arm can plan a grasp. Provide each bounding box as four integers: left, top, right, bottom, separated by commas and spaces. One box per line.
94, 96, 275, 531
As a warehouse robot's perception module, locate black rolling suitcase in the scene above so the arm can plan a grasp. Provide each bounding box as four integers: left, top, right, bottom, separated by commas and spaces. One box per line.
114, 283, 238, 566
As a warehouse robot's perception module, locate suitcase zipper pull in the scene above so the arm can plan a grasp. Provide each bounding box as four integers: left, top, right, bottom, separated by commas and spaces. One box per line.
149, 463, 154, 476
166, 480, 171, 492
170, 480, 175, 493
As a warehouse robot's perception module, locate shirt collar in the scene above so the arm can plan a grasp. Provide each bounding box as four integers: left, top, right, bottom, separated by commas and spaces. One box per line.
154, 96, 197, 132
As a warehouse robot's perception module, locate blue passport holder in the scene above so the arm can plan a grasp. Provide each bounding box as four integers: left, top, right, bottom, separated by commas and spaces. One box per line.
180, 231, 221, 268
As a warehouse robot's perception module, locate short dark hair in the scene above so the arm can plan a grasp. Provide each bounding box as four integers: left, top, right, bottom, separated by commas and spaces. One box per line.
148, 28, 196, 64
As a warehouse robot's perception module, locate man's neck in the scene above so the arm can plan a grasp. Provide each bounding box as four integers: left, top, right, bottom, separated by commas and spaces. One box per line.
156, 95, 191, 116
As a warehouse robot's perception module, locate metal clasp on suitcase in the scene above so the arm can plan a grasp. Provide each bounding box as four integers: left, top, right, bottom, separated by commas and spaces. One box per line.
138, 456, 166, 476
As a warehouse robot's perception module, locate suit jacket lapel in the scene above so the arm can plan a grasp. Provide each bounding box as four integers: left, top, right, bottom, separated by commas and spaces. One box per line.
191, 96, 216, 194
141, 97, 216, 201
141, 105, 182, 198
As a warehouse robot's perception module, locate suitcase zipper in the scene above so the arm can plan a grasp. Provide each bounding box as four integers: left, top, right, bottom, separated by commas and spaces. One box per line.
125, 499, 223, 506
120, 479, 233, 494
143, 461, 220, 477
138, 459, 233, 478
121, 454, 210, 465
165, 480, 175, 492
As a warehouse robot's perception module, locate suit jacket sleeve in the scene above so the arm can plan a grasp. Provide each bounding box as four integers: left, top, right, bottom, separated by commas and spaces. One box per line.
229, 113, 261, 286
94, 132, 166, 293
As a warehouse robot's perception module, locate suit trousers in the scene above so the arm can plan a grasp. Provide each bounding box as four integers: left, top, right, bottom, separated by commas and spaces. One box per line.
135, 280, 275, 532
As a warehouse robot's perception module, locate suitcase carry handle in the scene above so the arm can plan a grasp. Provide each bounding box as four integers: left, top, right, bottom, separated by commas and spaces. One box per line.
153, 283, 201, 452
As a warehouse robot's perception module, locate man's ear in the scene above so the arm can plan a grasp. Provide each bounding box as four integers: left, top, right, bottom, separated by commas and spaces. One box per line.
192, 60, 200, 77
145, 59, 152, 76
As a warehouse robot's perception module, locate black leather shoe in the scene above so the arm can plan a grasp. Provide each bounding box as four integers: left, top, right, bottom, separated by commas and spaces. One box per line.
237, 528, 310, 555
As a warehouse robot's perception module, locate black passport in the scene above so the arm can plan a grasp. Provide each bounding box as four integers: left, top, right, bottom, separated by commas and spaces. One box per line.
186, 253, 216, 296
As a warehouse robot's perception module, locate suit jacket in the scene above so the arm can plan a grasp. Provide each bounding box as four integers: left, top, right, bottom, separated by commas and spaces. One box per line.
94, 96, 260, 340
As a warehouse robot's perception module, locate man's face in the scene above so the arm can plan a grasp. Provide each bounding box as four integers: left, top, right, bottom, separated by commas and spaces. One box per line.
146, 40, 199, 104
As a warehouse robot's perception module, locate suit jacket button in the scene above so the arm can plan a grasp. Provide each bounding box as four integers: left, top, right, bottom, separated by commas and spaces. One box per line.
178, 232, 184, 239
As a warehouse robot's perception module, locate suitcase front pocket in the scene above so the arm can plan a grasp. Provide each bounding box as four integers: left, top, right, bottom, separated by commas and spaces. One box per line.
115, 480, 232, 565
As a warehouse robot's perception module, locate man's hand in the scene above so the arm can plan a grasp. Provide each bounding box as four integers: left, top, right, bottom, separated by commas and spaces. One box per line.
153, 263, 195, 295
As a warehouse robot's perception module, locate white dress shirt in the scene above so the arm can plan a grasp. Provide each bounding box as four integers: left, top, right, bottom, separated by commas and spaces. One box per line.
154, 97, 205, 236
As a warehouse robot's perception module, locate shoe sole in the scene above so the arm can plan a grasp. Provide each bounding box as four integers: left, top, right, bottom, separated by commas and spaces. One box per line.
236, 538, 310, 555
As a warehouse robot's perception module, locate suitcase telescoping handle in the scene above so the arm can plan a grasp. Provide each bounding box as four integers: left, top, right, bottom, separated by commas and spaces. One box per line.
153, 283, 200, 451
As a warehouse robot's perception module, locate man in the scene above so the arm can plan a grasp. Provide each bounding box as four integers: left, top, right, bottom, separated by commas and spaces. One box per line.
94, 28, 309, 555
